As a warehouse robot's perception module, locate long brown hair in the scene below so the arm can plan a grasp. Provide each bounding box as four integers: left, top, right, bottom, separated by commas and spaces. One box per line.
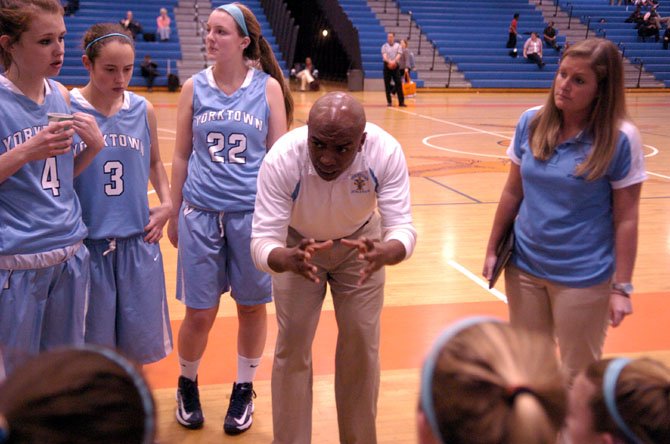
585, 358, 670, 444
529, 38, 627, 180
221, 2, 294, 127
0, 0, 63, 70
426, 321, 566, 443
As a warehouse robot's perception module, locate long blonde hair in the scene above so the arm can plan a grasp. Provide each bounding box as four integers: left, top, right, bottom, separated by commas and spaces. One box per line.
529, 38, 627, 180
422, 319, 566, 444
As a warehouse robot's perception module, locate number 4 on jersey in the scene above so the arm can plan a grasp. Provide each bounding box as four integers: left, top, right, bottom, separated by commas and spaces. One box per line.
41, 157, 61, 196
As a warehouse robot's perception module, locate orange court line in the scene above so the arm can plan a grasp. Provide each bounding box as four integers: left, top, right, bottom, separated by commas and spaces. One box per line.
144, 292, 670, 390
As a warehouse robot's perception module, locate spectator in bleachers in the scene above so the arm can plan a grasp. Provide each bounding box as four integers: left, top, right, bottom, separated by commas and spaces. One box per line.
663, 25, 670, 49
638, 12, 660, 41
506, 13, 520, 48
63, 0, 79, 16
625, 5, 645, 26
523, 32, 545, 68
120, 10, 143, 40
141, 55, 159, 92
381, 32, 405, 107
156, 7, 171, 42
650, 8, 670, 29
295, 57, 318, 91
543, 21, 561, 51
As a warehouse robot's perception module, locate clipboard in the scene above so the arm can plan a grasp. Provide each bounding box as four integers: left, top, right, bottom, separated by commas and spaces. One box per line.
488, 223, 515, 289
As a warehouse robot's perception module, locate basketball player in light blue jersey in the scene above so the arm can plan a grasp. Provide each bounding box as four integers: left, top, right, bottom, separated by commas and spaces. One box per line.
167, 2, 293, 434
0, 0, 103, 365
72, 24, 173, 365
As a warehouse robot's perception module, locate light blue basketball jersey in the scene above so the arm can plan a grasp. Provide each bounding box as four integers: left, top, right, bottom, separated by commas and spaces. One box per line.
183, 67, 270, 212
72, 90, 151, 239
0, 76, 87, 254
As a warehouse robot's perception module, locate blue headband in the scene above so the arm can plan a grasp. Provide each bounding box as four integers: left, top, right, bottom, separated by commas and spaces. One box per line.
420, 316, 501, 444
217, 4, 249, 37
603, 358, 643, 444
85, 33, 132, 52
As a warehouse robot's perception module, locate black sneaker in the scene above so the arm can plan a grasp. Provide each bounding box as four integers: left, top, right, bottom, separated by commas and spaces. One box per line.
223, 382, 256, 435
176, 376, 204, 429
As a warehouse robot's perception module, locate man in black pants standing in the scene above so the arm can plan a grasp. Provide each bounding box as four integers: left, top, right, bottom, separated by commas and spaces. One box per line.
381, 32, 406, 107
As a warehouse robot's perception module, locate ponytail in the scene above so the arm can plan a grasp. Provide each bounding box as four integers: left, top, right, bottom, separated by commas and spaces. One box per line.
257, 35, 294, 127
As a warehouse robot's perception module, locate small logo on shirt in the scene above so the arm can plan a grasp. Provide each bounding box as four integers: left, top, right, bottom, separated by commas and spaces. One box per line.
350, 172, 370, 194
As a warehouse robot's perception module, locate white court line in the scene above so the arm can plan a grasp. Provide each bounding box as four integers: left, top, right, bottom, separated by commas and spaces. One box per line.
395, 108, 511, 139
447, 259, 508, 304
648, 171, 670, 180
399, 108, 664, 177
423, 134, 508, 159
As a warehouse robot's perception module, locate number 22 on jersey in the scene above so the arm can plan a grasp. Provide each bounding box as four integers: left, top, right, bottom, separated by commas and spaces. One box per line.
207, 132, 248, 164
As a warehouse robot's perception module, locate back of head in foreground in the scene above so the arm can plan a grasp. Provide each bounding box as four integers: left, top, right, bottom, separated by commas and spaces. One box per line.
418, 317, 567, 444
568, 357, 670, 444
0, 346, 155, 444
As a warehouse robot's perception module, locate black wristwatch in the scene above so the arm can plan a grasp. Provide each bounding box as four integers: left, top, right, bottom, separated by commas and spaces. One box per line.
612, 282, 634, 298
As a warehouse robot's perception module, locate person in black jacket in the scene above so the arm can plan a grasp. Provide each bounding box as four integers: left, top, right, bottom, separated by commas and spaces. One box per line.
140, 55, 158, 92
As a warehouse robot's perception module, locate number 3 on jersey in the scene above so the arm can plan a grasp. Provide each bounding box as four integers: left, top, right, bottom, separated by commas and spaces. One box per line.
41, 157, 61, 196
207, 132, 247, 164
104, 160, 124, 196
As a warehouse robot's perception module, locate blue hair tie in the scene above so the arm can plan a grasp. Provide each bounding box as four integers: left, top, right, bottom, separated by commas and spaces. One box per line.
603, 358, 643, 444
420, 316, 501, 444
217, 3, 249, 37
85, 33, 132, 52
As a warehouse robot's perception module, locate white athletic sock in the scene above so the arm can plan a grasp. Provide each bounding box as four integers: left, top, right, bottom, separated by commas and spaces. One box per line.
179, 356, 200, 382
236, 355, 261, 384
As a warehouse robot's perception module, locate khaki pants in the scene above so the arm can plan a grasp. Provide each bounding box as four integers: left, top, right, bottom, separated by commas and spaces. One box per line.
272, 216, 384, 444
504, 265, 610, 381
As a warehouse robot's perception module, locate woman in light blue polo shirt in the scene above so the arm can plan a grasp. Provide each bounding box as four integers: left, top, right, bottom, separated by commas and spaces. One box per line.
483, 38, 647, 380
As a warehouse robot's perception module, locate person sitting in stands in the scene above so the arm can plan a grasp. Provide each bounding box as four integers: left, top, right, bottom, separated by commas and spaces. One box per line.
638, 12, 660, 41
120, 10, 143, 40
63, 0, 79, 16
295, 57, 318, 91
156, 8, 171, 42
523, 32, 545, 68
140, 55, 159, 92
543, 21, 561, 51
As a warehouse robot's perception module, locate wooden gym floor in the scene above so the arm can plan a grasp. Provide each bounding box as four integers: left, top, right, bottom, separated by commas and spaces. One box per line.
141, 84, 670, 443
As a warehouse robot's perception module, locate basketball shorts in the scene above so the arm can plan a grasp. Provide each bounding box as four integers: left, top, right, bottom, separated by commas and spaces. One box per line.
84, 235, 173, 364
176, 204, 271, 309
0, 242, 89, 359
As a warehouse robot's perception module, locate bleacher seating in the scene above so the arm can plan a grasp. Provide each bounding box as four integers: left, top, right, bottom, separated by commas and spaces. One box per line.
396, 0, 564, 88
338, 0, 423, 87
56, 0, 180, 87
560, 0, 670, 87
